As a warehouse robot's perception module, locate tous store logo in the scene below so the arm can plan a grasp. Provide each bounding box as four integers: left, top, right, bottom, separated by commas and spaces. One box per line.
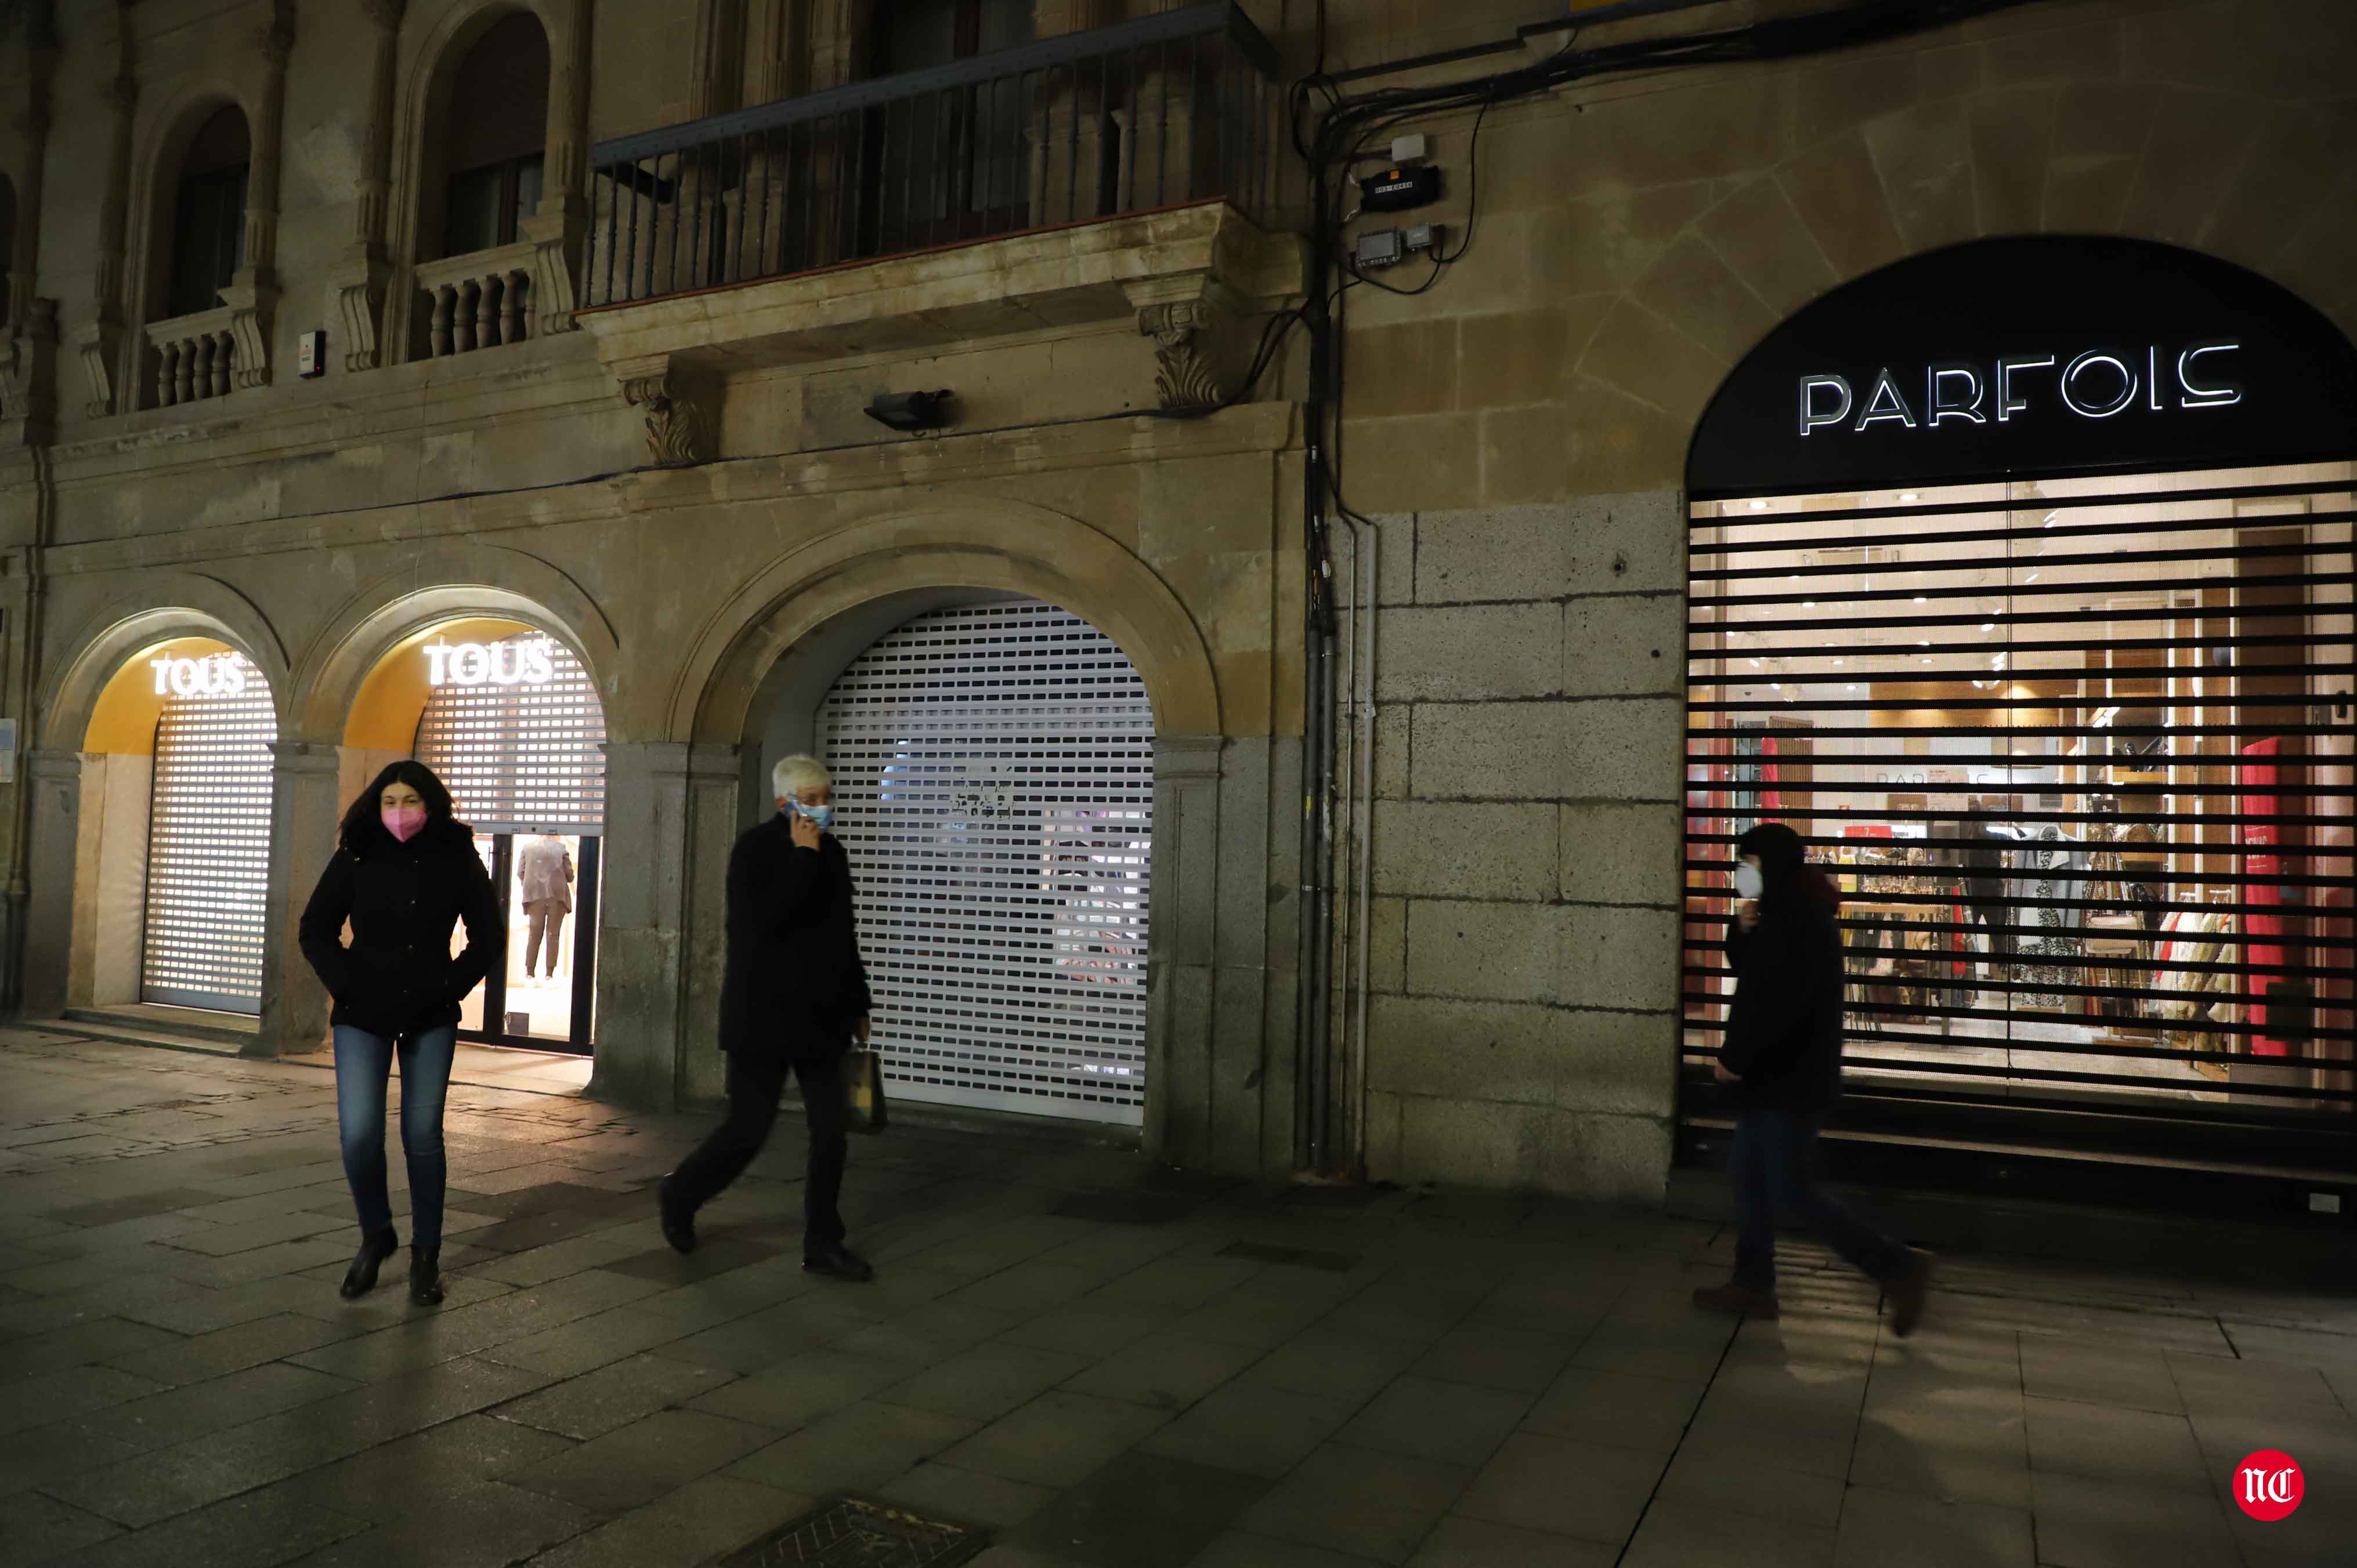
1798, 342, 2243, 436
425, 639, 559, 688
150, 653, 251, 697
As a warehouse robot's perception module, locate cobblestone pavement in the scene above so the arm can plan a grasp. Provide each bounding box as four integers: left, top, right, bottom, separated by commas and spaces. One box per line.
2, 1029, 2352, 1568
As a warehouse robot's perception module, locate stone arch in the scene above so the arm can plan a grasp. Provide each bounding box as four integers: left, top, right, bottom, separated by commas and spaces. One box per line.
383, 0, 587, 363
1557, 12, 2357, 494
670, 499, 1223, 745
118, 81, 262, 404
290, 541, 619, 742
41, 573, 290, 749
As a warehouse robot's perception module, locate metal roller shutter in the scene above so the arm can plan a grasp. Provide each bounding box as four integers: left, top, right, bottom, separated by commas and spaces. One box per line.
820, 600, 1155, 1125
415, 636, 606, 834
143, 665, 277, 1013
1683, 461, 2355, 1156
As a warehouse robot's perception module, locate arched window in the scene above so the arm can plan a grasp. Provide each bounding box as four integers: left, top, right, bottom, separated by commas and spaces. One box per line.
165, 106, 250, 320
440, 12, 550, 257
0, 173, 16, 325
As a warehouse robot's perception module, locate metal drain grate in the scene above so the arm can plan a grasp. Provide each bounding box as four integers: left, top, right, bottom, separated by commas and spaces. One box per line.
1217, 1240, 1361, 1273
717, 1496, 988, 1567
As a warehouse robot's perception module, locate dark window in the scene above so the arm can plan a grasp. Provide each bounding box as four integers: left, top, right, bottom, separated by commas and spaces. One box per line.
441, 12, 552, 258
167, 107, 250, 320
861, 0, 1034, 256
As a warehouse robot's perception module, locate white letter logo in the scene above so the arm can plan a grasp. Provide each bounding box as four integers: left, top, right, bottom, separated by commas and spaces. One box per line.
1798, 374, 1853, 436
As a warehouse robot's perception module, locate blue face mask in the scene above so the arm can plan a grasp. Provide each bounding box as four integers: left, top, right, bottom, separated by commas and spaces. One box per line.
796, 802, 836, 831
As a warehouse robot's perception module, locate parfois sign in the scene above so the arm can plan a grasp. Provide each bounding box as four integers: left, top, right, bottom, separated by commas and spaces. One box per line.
1687, 237, 2357, 497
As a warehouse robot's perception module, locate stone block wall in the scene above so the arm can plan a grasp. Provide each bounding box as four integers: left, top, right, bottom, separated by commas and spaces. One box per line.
1352, 493, 1687, 1203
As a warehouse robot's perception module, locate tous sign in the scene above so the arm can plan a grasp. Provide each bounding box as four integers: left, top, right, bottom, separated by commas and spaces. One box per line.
426, 639, 558, 688
1798, 341, 2243, 436
150, 653, 250, 698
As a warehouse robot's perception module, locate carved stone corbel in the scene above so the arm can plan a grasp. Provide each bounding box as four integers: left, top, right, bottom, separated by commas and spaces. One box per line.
619, 360, 715, 466
333, 258, 394, 372
1137, 298, 1227, 411
75, 320, 119, 418
215, 281, 279, 390
520, 210, 583, 335
1, 299, 60, 443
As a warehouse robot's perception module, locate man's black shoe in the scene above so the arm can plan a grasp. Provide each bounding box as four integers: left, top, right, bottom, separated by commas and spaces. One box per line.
656, 1176, 697, 1256
802, 1244, 874, 1283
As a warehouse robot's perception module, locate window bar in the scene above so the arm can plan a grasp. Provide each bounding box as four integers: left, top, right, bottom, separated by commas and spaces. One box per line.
1123, 45, 1141, 216
1156, 38, 1171, 207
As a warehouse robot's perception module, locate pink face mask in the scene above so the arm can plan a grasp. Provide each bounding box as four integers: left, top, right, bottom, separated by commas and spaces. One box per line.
381, 805, 427, 843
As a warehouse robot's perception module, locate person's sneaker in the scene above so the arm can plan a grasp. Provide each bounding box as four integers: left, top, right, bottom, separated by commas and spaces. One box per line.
1886, 1248, 1934, 1338
803, 1244, 874, 1283
656, 1176, 697, 1256
1691, 1283, 1781, 1319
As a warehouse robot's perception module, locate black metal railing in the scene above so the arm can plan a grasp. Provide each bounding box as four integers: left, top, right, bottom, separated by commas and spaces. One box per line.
583, 3, 1282, 311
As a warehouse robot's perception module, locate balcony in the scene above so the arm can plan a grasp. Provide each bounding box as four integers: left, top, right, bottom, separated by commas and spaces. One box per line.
584, 2, 1280, 309
573, 2, 1297, 459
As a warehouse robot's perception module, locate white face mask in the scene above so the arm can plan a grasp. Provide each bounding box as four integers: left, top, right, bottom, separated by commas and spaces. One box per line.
1733, 862, 1765, 901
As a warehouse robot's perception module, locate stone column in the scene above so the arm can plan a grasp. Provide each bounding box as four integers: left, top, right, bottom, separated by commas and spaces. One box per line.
334, 0, 406, 372
20, 751, 91, 1021
521, 0, 592, 331
588, 740, 741, 1110
78, 12, 136, 417
252, 740, 341, 1058
1146, 734, 1221, 1164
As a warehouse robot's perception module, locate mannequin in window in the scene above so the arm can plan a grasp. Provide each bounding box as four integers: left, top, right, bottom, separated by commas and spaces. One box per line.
518, 835, 574, 979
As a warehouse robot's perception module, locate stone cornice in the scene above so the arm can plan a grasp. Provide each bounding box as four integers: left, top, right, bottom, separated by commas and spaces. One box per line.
39, 400, 1299, 579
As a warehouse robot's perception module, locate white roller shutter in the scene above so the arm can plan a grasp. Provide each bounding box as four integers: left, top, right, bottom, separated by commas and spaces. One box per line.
415, 636, 606, 833
143, 664, 276, 1013
820, 600, 1154, 1125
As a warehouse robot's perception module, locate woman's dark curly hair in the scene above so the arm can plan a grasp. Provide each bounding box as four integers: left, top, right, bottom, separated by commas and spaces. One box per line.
339, 761, 459, 852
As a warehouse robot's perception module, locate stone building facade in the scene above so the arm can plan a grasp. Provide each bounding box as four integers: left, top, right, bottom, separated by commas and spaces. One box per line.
0, 0, 2349, 1204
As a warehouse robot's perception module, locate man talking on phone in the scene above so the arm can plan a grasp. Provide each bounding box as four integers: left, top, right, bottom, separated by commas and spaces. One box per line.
658, 754, 876, 1281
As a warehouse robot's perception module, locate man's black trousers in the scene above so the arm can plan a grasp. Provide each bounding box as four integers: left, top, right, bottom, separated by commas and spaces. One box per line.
670, 1046, 848, 1255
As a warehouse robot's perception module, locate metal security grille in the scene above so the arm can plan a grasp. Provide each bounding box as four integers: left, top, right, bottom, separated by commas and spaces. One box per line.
1683, 462, 2354, 1153
820, 600, 1155, 1125
143, 664, 276, 1013
416, 636, 606, 833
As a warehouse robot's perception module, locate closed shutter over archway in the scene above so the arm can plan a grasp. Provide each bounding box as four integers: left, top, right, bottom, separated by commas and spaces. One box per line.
820, 600, 1155, 1125
143, 663, 276, 1013
415, 635, 606, 833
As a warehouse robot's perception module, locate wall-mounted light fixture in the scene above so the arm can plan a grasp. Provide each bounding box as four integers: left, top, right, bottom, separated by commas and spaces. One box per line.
865, 390, 954, 432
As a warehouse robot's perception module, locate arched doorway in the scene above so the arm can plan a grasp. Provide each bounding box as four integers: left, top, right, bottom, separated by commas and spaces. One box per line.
344, 617, 608, 1053
1680, 237, 2357, 1207
760, 595, 1157, 1125
73, 638, 280, 1015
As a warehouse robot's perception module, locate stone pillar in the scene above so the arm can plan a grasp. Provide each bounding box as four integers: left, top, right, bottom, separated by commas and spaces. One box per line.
334, 0, 406, 372
588, 740, 740, 1110
78, 13, 137, 418
520, 0, 592, 332
1146, 734, 1221, 1164
243, 4, 295, 281
21, 751, 90, 1020
252, 740, 341, 1058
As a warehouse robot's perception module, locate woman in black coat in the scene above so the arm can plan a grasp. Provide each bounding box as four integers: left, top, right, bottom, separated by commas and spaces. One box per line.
299, 761, 502, 1306
1691, 822, 1932, 1334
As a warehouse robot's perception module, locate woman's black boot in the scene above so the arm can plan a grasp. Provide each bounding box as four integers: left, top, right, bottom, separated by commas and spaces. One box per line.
409, 1244, 444, 1307
339, 1226, 400, 1299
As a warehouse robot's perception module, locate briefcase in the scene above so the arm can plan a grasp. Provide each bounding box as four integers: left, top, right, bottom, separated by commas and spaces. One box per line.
844, 1046, 888, 1135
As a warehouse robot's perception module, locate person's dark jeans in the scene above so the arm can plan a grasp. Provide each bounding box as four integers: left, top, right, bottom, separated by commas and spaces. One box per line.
334, 1024, 457, 1250
670, 1047, 849, 1255
1731, 1109, 1907, 1293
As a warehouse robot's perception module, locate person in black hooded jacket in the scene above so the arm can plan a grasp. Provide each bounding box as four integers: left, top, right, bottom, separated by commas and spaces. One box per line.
1692, 822, 1932, 1334
299, 761, 503, 1307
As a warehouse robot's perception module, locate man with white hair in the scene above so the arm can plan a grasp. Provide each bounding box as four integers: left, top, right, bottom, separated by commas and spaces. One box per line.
657, 754, 875, 1281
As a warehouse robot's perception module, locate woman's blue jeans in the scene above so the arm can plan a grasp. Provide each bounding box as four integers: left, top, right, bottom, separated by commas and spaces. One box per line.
334, 1025, 457, 1250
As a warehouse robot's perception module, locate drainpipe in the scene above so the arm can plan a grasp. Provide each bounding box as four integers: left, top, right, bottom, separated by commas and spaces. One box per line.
4, 442, 53, 1017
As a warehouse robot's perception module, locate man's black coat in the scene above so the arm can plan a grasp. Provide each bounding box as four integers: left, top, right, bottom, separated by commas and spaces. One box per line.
718, 813, 872, 1062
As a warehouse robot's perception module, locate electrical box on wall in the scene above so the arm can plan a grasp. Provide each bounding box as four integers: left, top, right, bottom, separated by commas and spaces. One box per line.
1360, 164, 1441, 212
297, 330, 327, 378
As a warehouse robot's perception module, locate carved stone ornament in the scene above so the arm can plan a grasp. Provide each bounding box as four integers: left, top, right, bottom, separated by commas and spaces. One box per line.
75, 320, 119, 417
622, 372, 711, 467
334, 256, 392, 371
1138, 299, 1224, 411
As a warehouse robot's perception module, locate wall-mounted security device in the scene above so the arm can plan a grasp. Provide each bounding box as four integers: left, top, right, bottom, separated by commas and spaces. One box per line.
864, 389, 954, 432
1390, 133, 1428, 164
297, 329, 327, 378
1360, 164, 1442, 212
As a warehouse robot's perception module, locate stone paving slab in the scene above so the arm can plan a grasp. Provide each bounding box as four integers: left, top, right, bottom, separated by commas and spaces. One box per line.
2, 1029, 2353, 1568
